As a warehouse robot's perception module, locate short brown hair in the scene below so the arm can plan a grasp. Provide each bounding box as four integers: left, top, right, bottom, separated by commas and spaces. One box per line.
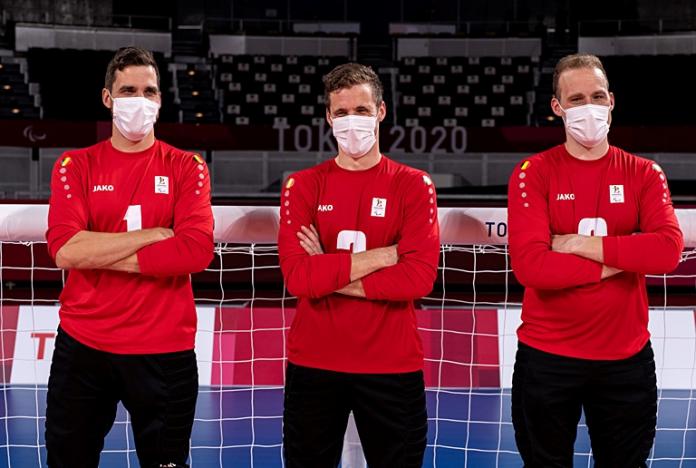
322, 63, 383, 109
553, 54, 609, 98
105, 47, 160, 92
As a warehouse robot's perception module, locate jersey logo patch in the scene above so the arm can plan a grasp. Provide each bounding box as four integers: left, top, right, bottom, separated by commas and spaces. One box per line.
609, 184, 624, 204
317, 204, 333, 212
555, 193, 575, 201
93, 184, 114, 192
371, 197, 387, 217
155, 176, 169, 194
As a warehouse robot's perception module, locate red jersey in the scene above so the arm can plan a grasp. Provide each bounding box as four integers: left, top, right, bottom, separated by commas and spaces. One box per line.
46, 139, 214, 354
278, 156, 440, 374
508, 145, 683, 360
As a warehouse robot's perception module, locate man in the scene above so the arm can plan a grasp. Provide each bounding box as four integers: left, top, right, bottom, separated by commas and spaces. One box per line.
45, 47, 213, 468
508, 54, 683, 466
277, 63, 440, 467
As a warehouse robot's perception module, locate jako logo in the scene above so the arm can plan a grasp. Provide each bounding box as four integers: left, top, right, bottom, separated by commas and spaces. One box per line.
93, 185, 114, 192
318, 204, 334, 212
556, 193, 575, 201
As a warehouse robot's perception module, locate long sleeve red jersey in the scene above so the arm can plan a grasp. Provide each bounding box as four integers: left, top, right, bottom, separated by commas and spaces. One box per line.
46, 139, 214, 354
278, 156, 440, 374
508, 144, 683, 360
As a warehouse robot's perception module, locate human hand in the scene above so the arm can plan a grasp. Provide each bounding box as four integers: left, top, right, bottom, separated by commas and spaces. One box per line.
298, 224, 324, 255
601, 265, 623, 279
376, 244, 398, 267
148, 227, 175, 241
551, 234, 584, 254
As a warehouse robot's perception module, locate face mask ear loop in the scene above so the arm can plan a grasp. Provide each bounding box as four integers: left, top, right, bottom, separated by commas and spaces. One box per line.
557, 101, 567, 116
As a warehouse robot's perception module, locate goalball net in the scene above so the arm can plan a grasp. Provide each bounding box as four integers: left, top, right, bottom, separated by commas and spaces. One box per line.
0, 204, 694, 467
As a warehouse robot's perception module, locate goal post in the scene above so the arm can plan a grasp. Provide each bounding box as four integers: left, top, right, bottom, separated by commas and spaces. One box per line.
0, 203, 694, 467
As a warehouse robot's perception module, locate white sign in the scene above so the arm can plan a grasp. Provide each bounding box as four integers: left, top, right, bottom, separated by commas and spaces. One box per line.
10, 306, 216, 386
497, 308, 696, 389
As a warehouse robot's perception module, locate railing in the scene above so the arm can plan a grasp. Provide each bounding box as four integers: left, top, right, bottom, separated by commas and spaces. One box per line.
389, 20, 543, 38
4, 8, 172, 31
203, 17, 360, 36
578, 17, 696, 36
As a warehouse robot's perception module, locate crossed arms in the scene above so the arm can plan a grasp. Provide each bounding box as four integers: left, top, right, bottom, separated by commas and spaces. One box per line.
296, 225, 397, 298
46, 154, 214, 277
54, 228, 173, 273
508, 160, 682, 290
277, 173, 440, 301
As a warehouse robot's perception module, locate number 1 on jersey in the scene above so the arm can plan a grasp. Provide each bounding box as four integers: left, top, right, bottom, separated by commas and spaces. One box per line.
124, 205, 142, 232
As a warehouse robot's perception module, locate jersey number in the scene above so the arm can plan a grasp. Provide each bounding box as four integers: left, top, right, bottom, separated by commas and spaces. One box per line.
337, 230, 367, 253
124, 205, 142, 232
577, 217, 607, 237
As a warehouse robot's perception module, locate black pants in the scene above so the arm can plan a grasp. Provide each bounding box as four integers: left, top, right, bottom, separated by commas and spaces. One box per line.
45, 327, 198, 468
512, 341, 657, 468
283, 362, 427, 468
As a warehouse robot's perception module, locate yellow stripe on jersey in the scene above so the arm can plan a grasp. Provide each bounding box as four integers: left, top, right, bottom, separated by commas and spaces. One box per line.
521, 161, 530, 170
193, 154, 204, 164
286, 177, 295, 189
60, 156, 72, 167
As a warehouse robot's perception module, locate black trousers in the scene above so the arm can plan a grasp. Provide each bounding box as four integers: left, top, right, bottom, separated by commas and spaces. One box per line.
45, 327, 198, 468
283, 362, 427, 468
512, 341, 657, 468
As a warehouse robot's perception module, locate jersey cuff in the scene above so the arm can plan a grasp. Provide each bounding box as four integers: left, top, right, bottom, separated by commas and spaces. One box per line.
46, 228, 79, 260
361, 274, 381, 300
136, 248, 152, 275
338, 252, 352, 287
602, 236, 619, 268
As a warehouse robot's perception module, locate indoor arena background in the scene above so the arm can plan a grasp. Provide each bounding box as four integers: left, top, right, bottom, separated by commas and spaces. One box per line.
0, 1, 695, 467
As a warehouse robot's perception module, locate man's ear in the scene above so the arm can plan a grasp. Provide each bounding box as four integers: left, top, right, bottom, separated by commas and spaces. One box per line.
550, 96, 563, 118
102, 88, 113, 110
377, 101, 386, 122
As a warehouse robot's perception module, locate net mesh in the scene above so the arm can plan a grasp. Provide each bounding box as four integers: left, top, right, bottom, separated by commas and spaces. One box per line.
0, 205, 694, 467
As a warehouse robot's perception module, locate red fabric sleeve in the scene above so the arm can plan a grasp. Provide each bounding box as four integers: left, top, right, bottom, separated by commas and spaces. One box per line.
361, 172, 440, 301
46, 153, 88, 260
508, 158, 603, 289
277, 172, 352, 299
602, 161, 683, 274
137, 154, 214, 276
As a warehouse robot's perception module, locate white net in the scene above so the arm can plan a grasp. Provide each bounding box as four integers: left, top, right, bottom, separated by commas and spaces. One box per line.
0, 204, 694, 467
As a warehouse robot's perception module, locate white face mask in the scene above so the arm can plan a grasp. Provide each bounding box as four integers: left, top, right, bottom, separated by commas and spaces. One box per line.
110, 95, 160, 142
561, 103, 611, 148
331, 115, 377, 158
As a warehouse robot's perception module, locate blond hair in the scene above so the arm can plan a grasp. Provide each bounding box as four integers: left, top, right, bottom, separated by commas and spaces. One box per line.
553, 54, 609, 98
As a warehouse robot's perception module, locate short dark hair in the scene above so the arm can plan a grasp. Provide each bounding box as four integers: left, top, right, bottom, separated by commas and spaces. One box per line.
322, 63, 383, 110
553, 54, 609, 99
104, 47, 160, 92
